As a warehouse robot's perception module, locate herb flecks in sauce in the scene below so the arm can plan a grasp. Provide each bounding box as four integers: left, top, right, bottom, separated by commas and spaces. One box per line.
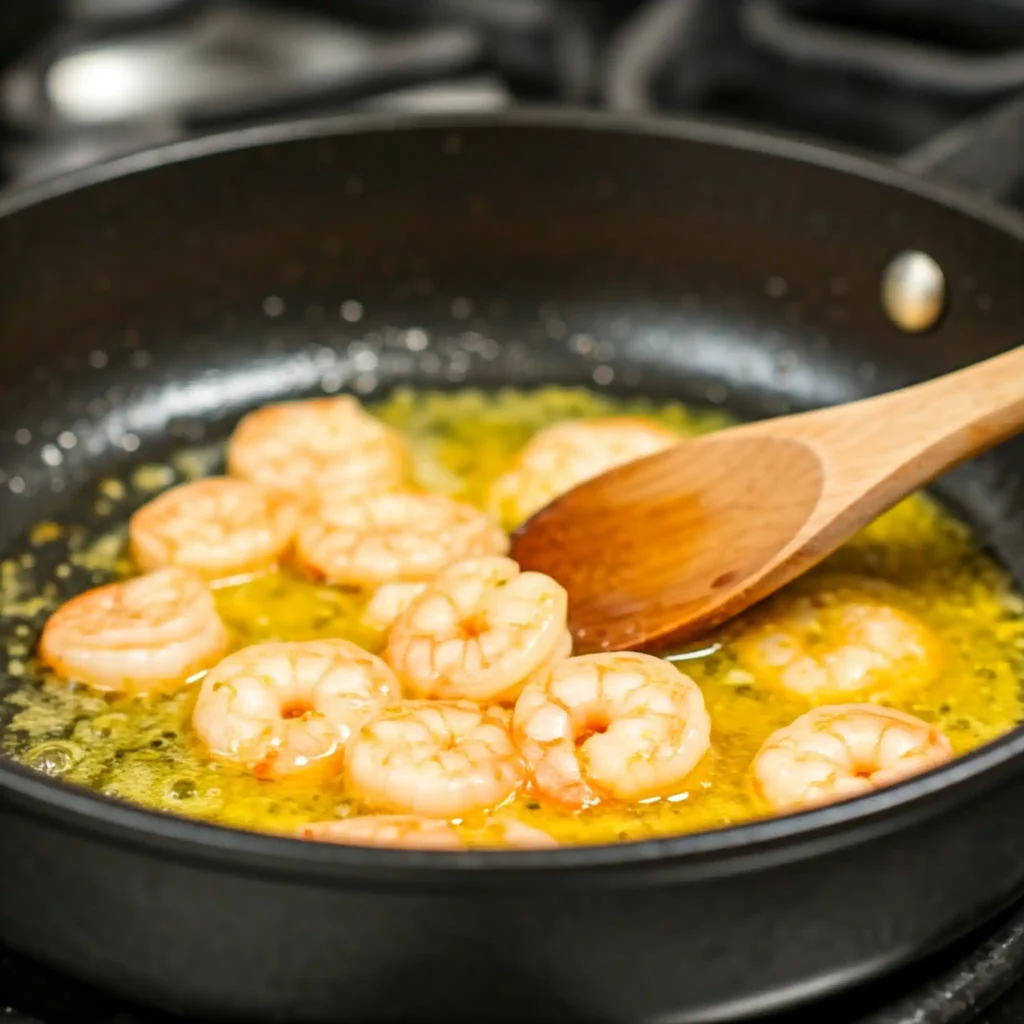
2, 387, 1021, 844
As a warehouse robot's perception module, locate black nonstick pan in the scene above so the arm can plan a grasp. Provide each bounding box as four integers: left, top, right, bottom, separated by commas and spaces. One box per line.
2, 103, 1024, 1024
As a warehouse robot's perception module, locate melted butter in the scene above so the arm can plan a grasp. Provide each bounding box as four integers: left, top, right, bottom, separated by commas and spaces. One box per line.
2, 387, 1022, 846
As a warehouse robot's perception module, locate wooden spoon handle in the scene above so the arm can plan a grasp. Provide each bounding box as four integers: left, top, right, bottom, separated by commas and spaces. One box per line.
771, 343, 1024, 495
868, 342, 1024, 451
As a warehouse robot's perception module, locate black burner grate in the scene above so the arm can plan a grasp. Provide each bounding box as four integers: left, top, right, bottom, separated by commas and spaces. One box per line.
605, 0, 1024, 155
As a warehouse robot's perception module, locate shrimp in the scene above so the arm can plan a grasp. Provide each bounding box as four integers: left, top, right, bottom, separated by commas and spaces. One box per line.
752, 703, 953, 811
227, 396, 409, 501
294, 491, 508, 588
488, 418, 679, 528
192, 639, 398, 779
513, 652, 711, 808
296, 815, 466, 850
346, 701, 524, 818
129, 477, 297, 582
386, 556, 571, 703
462, 818, 560, 849
363, 582, 429, 632
295, 814, 558, 850
38, 567, 228, 695
736, 593, 939, 701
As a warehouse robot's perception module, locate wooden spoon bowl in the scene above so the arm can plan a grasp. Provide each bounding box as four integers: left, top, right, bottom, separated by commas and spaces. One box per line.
511, 345, 1024, 653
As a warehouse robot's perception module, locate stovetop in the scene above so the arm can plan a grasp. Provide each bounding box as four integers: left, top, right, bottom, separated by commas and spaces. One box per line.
3, 1, 1024, 1021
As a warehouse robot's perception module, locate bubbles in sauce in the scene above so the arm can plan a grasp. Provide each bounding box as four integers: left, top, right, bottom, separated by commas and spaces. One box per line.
0, 387, 1021, 845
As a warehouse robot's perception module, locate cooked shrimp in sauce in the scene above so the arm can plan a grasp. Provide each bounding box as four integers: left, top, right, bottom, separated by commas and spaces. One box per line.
737, 592, 939, 701
12, 387, 1022, 848
363, 581, 429, 632
39, 567, 228, 695
488, 417, 679, 527
387, 556, 571, 703
295, 491, 508, 587
227, 396, 409, 501
130, 477, 297, 582
346, 701, 524, 818
297, 815, 465, 850
461, 818, 560, 849
752, 704, 953, 811
513, 653, 712, 808
192, 639, 397, 778
296, 814, 557, 850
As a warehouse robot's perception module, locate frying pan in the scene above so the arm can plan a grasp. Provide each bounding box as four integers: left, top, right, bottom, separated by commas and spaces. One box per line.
1, 102, 1024, 1024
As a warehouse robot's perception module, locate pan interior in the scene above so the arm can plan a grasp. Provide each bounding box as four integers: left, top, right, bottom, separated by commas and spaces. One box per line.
1, 118, 1024, 850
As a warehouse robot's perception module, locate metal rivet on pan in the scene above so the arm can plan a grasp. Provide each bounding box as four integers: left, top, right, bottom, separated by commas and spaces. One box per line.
881, 251, 946, 333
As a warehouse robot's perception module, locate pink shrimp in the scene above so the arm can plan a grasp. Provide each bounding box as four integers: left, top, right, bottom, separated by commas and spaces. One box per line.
752, 703, 953, 811
513, 652, 711, 808
38, 567, 228, 695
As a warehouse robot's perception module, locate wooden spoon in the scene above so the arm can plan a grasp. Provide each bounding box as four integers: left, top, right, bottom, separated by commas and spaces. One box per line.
510, 345, 1024, 654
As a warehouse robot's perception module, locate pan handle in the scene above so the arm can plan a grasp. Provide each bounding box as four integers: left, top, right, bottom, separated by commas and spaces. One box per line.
894, 93, 1024, 204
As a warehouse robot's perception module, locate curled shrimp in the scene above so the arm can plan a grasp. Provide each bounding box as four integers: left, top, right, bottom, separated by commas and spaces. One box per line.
39, 567, 228, 695
461, 818, 560, 849
295, 814, 558, 850
736, 592, 939, 701
227, 396, 409, 501
752, 703, 953, 812
294, 491, 508, 588
346, 701, 524, 818
129, 477, 297, 582
386, 556, 571, 703
192, 639, 398, 779
296, 815, 465, 850
363, 582, 428, 632
513, 652, 711, 808
488, 417, 678, 528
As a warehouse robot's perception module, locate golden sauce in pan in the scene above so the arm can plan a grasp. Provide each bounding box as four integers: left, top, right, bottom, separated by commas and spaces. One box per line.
2, 387, 1022, 845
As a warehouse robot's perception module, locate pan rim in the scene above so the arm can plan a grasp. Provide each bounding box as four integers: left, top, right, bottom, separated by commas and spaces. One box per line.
2, 106, 1024, 879
2, 105, 1024, 236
